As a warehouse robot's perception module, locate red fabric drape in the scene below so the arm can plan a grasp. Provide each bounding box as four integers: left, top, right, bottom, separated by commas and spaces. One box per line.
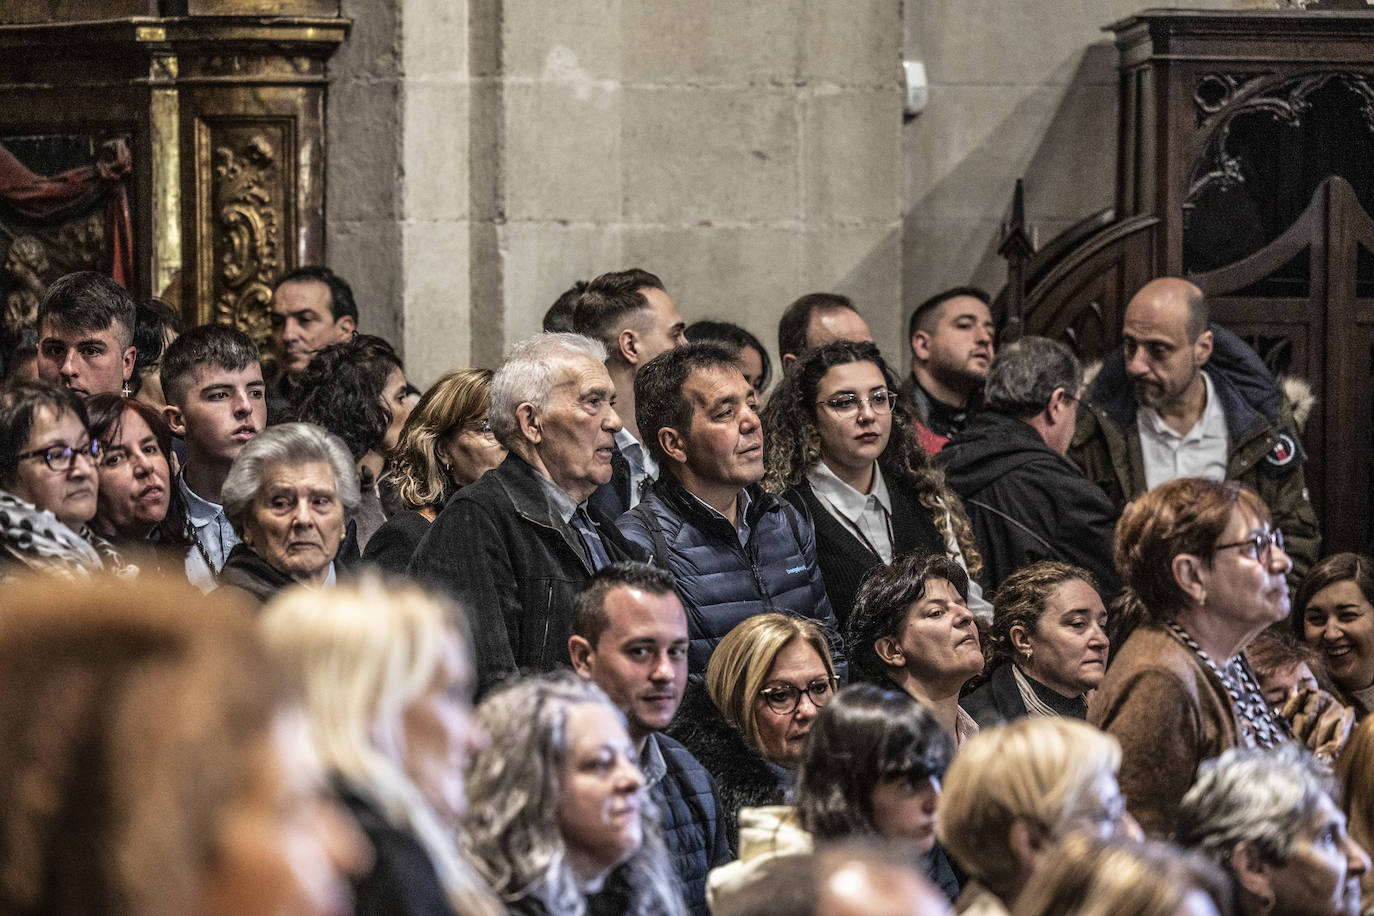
0, 139, 135, 289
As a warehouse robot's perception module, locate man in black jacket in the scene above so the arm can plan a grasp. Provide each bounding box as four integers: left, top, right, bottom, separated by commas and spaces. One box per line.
937, 337, 1119, 594
408, 333, 646, 695
569, 562, 731, 916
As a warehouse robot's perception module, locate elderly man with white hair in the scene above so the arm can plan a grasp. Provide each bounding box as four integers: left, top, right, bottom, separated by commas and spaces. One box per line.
408, 332, 648, 695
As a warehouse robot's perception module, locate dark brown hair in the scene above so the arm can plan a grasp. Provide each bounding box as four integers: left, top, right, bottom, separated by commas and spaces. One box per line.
0, 575, 288, 916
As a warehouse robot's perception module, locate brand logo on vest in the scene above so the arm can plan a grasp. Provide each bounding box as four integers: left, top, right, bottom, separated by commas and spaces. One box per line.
787, 565, 807, 574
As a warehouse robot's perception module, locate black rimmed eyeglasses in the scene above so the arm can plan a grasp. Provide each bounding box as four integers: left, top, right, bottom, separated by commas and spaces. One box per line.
758, 676, 839, 715
17, 440, 101, 473
1215, 528, 1285, 560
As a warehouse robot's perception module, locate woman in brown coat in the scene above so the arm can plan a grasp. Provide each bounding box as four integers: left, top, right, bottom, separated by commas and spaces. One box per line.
1089, 477, 1294, 838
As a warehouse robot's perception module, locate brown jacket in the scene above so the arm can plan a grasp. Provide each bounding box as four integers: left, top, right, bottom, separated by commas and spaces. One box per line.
1088, 624, 1239, 839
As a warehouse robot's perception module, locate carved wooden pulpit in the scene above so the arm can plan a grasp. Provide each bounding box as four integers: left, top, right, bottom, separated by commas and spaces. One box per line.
1000, 8, 1374, 555
0, 1, 347, 364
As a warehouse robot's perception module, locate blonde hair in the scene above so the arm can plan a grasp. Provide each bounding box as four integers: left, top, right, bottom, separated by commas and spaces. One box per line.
1014, 834, 1230, 916
938, 718, 1122, 895
392, 368, 494, 509
259, 575, 501, 916
705, 613, 836, 754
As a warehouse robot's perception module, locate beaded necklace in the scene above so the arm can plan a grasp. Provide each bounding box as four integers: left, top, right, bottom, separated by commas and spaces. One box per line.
1166, 621, 1287, 750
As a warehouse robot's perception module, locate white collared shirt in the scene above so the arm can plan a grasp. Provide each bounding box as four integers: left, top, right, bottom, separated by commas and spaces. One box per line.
179, 472, 240, 594
1138, 370, 1230, 491
806, 460, 894, 563
615, 427, 658, 509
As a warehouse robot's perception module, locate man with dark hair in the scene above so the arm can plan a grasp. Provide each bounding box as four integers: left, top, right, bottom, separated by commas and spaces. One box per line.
619, 343, 842, 674
1071, 276, 1319, 577
542, 279, 587, 333
574, 267, 687, 517
937, 336, 1118, 593
777, 292, 873, 375
568, 561, 730, 916
36, 270, 138, 398
901, 286, 995, 454
270, 265, 358, 394
160, 324, 267, 590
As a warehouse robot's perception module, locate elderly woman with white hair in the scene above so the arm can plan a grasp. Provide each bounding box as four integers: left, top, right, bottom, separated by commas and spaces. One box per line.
1176, 745, 1371, 916
464, 670, 685, 916
260, 575, 504, 916
407, 333, 648, 696
217, 421, 358, 602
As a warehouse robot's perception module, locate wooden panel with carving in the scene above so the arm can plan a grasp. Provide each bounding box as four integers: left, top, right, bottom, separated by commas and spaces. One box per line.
194, 118, 294, 349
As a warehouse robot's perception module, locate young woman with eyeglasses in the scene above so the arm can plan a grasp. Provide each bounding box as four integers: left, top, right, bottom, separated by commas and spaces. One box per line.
760, 339, 985, 627
0, 380, 127, 580
667, 612, 839, 850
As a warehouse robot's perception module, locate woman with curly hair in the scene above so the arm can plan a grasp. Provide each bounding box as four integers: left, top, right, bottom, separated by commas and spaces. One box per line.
464, 671, 684, 916
760, 339, 985, 626
289, 334, 414, 552
363, 368, 506, 575
960, 561, 1108, 728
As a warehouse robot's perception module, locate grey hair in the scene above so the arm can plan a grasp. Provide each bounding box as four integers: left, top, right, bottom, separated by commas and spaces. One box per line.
220, 422, 360, 535
984, 336, 1082, 420
1175, 744, 1335, 868
463, 671, 685, 916
488, 333, 608, 448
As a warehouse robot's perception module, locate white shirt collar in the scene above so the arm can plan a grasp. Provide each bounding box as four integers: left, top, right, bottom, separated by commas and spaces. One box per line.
1140, 371, 1227, 444
805, 460, 891, 522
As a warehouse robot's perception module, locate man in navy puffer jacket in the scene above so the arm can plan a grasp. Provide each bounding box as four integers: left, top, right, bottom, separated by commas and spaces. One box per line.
617, 344, 844, 677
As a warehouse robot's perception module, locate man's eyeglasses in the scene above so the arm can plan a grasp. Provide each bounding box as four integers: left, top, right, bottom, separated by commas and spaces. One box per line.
1215, 527, 1285, 561
817, 390, 897, 419
17, 440, 101, 472
758, 676, 839, 715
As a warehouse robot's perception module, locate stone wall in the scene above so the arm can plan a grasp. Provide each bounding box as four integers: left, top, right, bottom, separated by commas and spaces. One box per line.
327, 0, 1282, 386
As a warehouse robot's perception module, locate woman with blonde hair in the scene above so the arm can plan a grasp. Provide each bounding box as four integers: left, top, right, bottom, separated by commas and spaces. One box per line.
260, 574, 502, 916
366, 368, 506, 574
464, 671, 684, 916
668, 612, 839, 847
937, 717, 1138, 916
1014, 834, 1232, 916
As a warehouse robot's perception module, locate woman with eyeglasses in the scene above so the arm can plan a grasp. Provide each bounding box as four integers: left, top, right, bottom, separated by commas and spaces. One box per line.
938, 717, 1141, 916
667, 612, 839, 850
0, 380, 124, 580
760, 340, 986, 627
1089, 477, 1317, 839
364, 369, 506, 576
707, 684, 959, 910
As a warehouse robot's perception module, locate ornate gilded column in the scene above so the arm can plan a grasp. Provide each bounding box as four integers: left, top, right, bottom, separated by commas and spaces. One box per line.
0, 10, 347, 356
